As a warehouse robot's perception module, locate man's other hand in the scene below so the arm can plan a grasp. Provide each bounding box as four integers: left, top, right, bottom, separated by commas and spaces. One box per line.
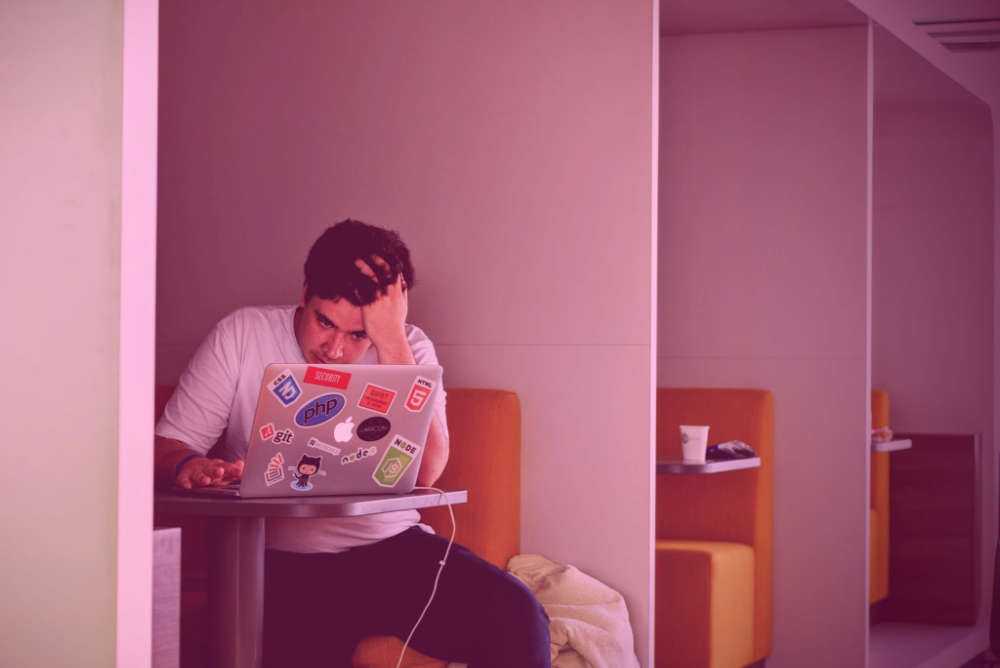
176, 457, 245, 489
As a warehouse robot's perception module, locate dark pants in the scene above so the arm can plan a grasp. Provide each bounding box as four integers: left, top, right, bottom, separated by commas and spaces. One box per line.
263, 527, 551, 668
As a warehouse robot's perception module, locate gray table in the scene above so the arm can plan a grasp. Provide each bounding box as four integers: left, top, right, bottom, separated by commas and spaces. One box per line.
155, 489, 468, 668
657, 457, 761, 474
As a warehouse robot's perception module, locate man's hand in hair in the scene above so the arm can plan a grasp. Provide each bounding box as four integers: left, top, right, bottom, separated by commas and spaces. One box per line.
355, 256, 413, 364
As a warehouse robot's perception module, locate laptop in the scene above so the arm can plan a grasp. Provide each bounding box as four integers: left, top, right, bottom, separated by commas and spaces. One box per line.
178, 363, 442, 498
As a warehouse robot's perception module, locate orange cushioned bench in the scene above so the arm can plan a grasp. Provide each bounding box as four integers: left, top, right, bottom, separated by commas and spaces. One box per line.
870, 389, 890, 605
656, 388, 774, 668
155, 385, 523, 668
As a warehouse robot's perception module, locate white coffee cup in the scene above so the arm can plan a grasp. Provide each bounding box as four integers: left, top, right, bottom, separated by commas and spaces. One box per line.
680, 425, 710, 464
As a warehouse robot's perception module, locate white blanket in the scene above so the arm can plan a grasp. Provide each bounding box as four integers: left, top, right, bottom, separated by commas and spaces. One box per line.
508, 554, 641, 668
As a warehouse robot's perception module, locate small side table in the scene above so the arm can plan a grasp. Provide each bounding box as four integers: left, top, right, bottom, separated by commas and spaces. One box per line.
657, 457, 761, 474
872, 439, 912, 453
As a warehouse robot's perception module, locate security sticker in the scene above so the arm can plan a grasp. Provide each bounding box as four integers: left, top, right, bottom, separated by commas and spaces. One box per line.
404, 377, 435, 413
271, 428, 294, 445
289, 454, 326, 492
357, 383, 397, 415
259, 422, 276, 441
264, 452, 285, 486
357, 416, 391, 442
268, 369, 302, 407
294, 393, 346, 428
304, 366, 352, 390
340, 446, 377, 465
372, 435, 421, 488
306, 436, 342, 456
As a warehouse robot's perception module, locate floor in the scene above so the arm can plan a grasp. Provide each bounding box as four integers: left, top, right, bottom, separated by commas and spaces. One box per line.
870, 623, 989, 668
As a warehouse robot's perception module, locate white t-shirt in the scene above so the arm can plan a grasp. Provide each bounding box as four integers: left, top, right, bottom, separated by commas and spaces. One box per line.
155, 305, 448, 553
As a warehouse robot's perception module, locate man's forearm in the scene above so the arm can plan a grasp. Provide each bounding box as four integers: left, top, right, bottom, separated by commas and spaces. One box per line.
417, 416, 449, 486
154, 435, 200, 485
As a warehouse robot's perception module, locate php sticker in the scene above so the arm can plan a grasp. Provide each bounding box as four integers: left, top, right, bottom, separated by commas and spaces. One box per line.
294, 393, 347, 428
358, 383, 396, 415
404, 377, 435, 413
357, 416, 391, 442
372, 435, 421, 487
259, 422, 276, 441
304, 366, 352, 390
268, 369, 302, 407
307, 436, 342, 456
340, 446, 377, 465
265, 452, 285, 486
271, 428, 294, 445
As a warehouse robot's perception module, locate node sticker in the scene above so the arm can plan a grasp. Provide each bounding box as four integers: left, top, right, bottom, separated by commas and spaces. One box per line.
340, 446, 377, 465
264, 452, 285, 486
258, 422, 276, 441
268, 369, 302, 407
306, 436, 342, 456
294, 392, 346, 428
404, 376, 435, 413
372, 435, 421, 488
357, 416, 391, 442
304, 366, 352, 390
358, 383, 396, 415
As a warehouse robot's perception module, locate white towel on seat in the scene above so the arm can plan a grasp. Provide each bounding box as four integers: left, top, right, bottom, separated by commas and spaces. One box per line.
508, 554, 640, 668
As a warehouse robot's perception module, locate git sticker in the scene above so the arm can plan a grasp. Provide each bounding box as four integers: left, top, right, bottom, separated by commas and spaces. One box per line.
372, 435, 421, 488
404, 377, 435, 413
271, 428, 294, 445
304, 366, 352, 390
358, 383, 397, 415
307, 436, 342, 456
264, 452, 285, 486
259, 422, 276, 441
341, 446, 377, 465
268, 369, 302, 407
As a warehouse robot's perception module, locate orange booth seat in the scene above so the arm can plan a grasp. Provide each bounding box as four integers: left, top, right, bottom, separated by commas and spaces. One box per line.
656, 388, 774, 668
870, 389, 890, 605
155, 386, 522, 668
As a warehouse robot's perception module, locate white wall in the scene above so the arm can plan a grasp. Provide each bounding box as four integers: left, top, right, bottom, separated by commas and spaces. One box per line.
156, 1, 657, 662
659, 26, 870, 668
0, 1, 123, 665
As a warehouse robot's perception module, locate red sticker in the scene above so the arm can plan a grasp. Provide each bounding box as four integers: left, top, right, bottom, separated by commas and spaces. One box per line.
304, 366, 352, 390
405, 377, 435, 413
358, 383, 397, 415
259, 423, 276, 441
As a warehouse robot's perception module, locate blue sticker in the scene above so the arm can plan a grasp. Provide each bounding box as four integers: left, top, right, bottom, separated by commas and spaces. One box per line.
295, 393, 347, 428
268, 369, 302, 407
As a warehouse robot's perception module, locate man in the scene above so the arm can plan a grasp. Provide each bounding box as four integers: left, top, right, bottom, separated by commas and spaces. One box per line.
154, 220, 550, 667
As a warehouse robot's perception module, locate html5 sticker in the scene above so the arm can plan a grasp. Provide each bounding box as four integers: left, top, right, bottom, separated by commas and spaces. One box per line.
268, 369, 302, 407
357, 383, 396, 415
404, 376, 435, 413
304, 366, 352, 390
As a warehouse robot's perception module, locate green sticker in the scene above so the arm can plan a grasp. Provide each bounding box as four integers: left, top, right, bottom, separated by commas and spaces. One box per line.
372, 435, 420, 487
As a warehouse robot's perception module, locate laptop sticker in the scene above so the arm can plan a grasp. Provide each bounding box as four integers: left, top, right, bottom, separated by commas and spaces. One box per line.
272, 428, 294, 445
289, 454, 326, 492
268, 369, 302, 407
294, 393, 346, 428
333, 417, 355, 443
357, 416, 391, 442
264, 452, 285, 486
404, 377, 435, 413
306, 436, 342, 456
259, 422, 276, 441
340, 446, 377, 465
304, 366, 352, 390
372, 435, 421, 488
358, 383, 397, 415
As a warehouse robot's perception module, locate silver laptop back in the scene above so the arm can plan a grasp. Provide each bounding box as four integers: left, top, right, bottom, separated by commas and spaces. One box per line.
236, 363, 442, 498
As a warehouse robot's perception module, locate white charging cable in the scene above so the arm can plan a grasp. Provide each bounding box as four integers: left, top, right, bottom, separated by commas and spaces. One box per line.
395, 486, 457, 668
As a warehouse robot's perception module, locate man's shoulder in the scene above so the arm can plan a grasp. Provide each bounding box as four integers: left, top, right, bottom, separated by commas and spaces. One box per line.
217, 305, 295, 332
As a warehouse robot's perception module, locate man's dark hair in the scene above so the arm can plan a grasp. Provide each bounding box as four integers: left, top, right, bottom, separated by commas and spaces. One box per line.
303, 219, 415, 305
